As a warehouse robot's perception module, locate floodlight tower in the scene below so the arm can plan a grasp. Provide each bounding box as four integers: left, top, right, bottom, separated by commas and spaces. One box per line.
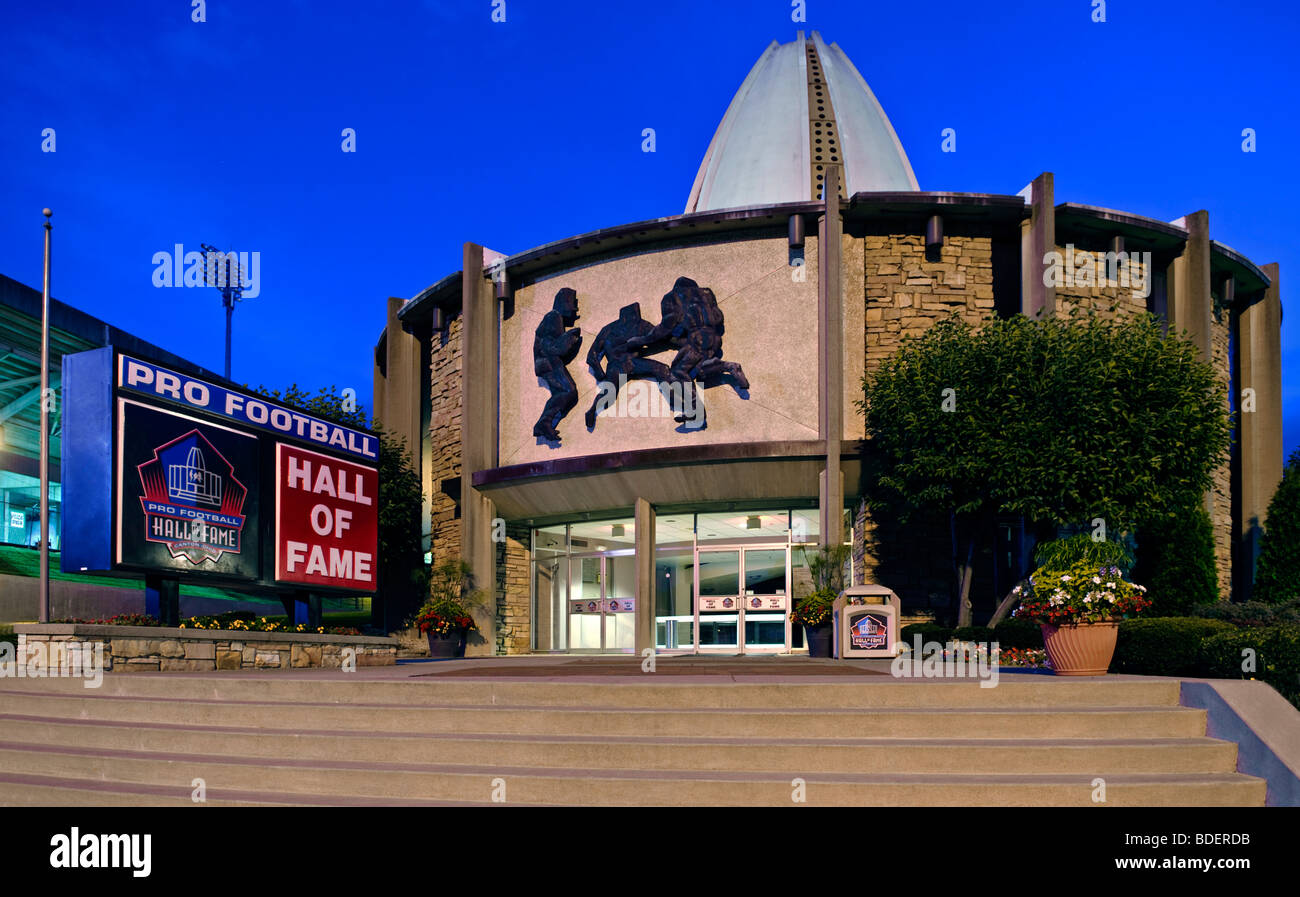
201, 242, 247, 380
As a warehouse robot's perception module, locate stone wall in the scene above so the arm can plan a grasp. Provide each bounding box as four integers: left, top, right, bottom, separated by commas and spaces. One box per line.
1053, 245, 1152, 322
1208, 301, 1233, 595
858, 232, 997, 616
14, 625, 397, 673
863, 232, 994, 375
429, 312, 464, 567
496, 521, 531, 654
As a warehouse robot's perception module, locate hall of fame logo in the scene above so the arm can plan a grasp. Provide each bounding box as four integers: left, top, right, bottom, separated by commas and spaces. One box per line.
137, 430, 248, 564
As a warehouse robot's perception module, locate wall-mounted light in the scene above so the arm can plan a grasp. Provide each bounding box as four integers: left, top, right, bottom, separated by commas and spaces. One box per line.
611, 524, 625, 537
746, 516, 761, 530
788, 215, 805, 248
925, 215, 943, 251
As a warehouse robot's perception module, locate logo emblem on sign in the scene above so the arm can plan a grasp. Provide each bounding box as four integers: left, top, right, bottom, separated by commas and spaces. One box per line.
849, 613, 888, 650
137, 430, 247, 564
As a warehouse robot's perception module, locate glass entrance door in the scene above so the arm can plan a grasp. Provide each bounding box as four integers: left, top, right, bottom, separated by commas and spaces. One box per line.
695, 546, 789, 654
567, 553, 635, 653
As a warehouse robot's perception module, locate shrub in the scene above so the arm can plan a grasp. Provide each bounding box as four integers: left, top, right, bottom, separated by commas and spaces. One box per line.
1033, 533, 1134, 574
1111, 617, 1237, 676
951, 625, 995, 643
1254, 448, 1300, 604
1192, 597, 1300, 628
900, 622, 952, 645
992, 617, 1043, 650
1132, 505, 1219, 614
1200, 624, 1300, 707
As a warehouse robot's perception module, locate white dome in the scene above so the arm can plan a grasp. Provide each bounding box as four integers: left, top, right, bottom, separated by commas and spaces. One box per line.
686, 31, 919, 213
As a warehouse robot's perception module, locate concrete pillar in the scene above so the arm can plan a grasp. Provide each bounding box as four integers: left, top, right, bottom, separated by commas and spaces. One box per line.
1237, 263, 1284, 597
818, 166, 844, 547
1019, 172, 1056, 319
373, 296, 421, 451
1168, 210, 1213, 361
460, 243, 500, 655
633, 498, 656, 656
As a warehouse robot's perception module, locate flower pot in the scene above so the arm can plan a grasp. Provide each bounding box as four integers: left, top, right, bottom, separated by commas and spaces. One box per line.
426, 629, 467, 659
805, 623, 833, 658
1040, 621, 1119, 676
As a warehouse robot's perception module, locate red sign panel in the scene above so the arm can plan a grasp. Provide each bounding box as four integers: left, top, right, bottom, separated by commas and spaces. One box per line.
275, 443, 378, 592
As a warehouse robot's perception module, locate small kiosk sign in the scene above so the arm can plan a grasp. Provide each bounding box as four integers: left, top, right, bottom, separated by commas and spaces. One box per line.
61, 348, 378, 596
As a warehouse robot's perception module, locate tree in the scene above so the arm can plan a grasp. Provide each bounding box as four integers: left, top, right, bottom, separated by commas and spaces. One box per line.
1131, 504, 1219, 614
1254, 447, 1300, 603
252, 383, 427, 630
859, 310, 1230, 626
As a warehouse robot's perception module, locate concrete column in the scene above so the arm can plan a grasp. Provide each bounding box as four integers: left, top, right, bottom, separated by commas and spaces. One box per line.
460, 243, 500, 655
1237, 263, 1284, 597
1167, 210, 1213, 361
633, 498, 656, 656
1018, 172, 1055, 319
373, 296, 421, 451
818, 166, 844, 547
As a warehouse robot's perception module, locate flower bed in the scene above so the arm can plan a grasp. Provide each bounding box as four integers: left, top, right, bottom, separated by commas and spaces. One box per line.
14, 623, 397, 673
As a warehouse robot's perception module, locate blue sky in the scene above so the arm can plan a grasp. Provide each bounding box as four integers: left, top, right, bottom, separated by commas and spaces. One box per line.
2, 0, 1297, 460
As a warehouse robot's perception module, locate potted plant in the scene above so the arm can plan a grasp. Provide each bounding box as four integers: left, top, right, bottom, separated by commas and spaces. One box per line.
413, 559, 484, 659
1010, 560, 1152, 675
792, 589, 836, 657
794, 544, 851, 657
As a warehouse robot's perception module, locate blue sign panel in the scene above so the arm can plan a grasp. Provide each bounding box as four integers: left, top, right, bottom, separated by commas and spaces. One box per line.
116, 354, 376, 462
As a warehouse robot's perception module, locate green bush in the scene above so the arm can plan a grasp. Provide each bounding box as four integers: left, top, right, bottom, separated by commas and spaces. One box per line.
1200, 625, 1300, 707
1111, 617, 1236, 676
1033, 533, 1134, 574
900, 623, 952, 645
1192, 597, 1300, 628
1254, 448, 1300, 604
992, 617, 1043, 650
1132, 505, 1219, 615
952, 625, 995, 643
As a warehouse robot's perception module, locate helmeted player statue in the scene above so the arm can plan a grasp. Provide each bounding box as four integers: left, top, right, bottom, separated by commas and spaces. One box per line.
582, 302, 671, 429
626, 276, 749, 429
532, 287, 582, 443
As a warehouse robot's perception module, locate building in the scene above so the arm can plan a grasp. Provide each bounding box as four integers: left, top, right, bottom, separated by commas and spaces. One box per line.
372, 31, 1285, 656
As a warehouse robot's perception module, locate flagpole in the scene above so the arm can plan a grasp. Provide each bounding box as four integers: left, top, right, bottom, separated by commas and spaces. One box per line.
39, 208, 52, 623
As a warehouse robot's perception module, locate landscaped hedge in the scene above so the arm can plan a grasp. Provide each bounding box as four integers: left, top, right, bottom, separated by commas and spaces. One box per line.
904, 619, 1042, 650
1199, 624, 1300, 706
899, 623, 952, 645
1111, 617, 1237, 676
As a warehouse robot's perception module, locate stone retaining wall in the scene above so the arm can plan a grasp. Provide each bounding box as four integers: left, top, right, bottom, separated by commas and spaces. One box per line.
13, 624, 398, 673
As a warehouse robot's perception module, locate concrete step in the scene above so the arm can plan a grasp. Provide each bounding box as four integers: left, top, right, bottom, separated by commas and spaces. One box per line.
0, 746, 1264, 806
0, 693, 1211, 738
0, 718, 1241, 775
0, 676, 1186, 709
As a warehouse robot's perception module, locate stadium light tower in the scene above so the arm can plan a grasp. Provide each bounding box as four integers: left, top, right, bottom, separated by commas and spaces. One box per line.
200, 242, 247, 380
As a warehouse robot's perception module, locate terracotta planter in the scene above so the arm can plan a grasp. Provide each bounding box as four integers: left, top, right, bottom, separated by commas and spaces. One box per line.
1040, 621, 1119, 676
426, 629, 467, 659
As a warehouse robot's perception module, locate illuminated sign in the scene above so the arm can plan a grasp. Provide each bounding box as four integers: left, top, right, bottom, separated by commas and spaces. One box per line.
62, 347, 377, 594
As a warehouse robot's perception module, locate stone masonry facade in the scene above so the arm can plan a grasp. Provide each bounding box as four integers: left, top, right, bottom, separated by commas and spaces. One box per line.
429, 313, 464, 567
858, 232, 996, 611
15, 626, 398, 672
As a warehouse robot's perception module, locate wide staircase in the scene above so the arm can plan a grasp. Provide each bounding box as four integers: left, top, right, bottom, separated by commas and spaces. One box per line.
0, 673, 1266, 805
